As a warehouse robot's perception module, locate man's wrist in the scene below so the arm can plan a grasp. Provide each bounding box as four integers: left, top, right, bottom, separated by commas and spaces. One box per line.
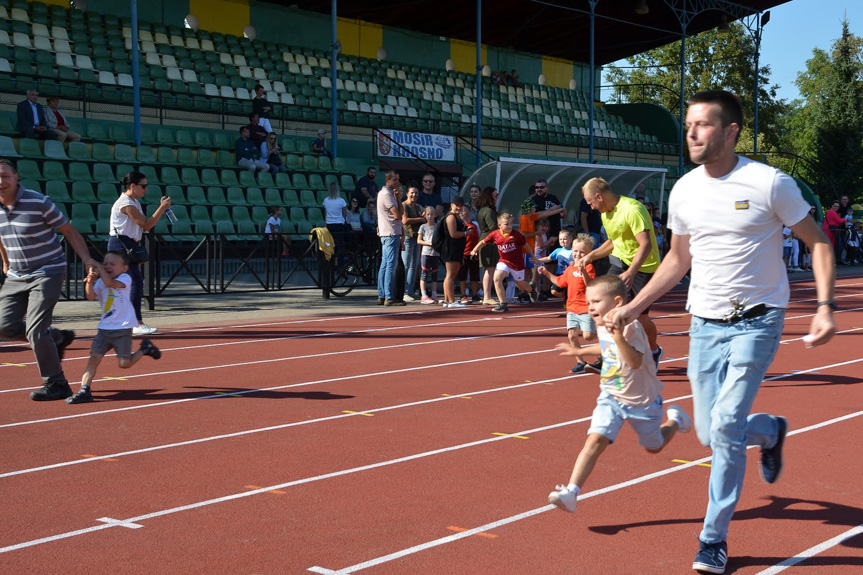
817, 300, 837, 311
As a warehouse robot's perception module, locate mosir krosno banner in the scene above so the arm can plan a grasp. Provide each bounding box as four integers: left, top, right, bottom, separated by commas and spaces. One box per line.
377, 129, 456, 161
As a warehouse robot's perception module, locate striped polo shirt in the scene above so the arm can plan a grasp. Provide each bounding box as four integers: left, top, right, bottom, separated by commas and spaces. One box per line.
0, 185, 68, 275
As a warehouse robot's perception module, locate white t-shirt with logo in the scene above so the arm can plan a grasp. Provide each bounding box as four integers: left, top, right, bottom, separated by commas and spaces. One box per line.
597, 320, 663, 407
93, 273, 137, 330
669, 156, 810, 319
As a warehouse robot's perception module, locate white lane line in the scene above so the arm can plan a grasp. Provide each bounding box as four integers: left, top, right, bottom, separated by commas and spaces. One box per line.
0, 370, 578, 478
307, 410, 863, 574
0, 310, 561, 372
4, 405, 859, 559
755, 523, 863, 574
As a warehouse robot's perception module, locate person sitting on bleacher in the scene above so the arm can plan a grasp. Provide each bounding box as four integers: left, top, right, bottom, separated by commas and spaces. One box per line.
235, 126, 270, 173
44, 97, 81, 144
252, 85, 274, 134
261, 132, 286, 173
16, 89, 54, 141
244, 113, 269, 146
312, 129, 334, 160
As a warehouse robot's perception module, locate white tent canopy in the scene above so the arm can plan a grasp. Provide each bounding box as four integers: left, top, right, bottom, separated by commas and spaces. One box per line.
462, 157, 668, 227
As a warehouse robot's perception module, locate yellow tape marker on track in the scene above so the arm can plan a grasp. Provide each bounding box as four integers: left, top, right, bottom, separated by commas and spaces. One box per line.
492, 432, 530, 439
342, 410, 374, 417
2, 363, 26, 367
672, 458, 711, 468
447, 525, 497, 538
103, 377, 128, 381
82, 454, 119, 462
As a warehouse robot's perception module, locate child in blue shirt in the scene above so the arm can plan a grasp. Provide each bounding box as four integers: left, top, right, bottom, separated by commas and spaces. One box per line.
540, 229, 574, 299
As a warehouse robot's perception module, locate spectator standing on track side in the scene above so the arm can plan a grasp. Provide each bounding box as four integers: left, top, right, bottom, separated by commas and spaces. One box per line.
66, 251, 162, 405
458, 203, 481, 303
440, 196, 468, 308
109, 171, 172, 337
376, 171, 405, 307
476, 186, 500, 305
579, 177, 663, 374
401, 184, 425, 301
353, 167, 379, 208
419, 173, 444, 218
0, 159, 97, 401
467, 184, 481, 221
548, 276, 692, 514
608, 89, 836, 575
323, 182, 347, 252
417, 206, 440, 304
538, 233, 598, 374
533, 178, 566, 238
235, 126, 270, 173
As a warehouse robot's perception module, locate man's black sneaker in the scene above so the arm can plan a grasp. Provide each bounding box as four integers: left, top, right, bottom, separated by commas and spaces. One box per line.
30, 380, 74, 401
377, 298, 385, 305
66, 388, 93, 404
492, 303, 508, 313
760, 416, 787, 484
692, 539, 728, 574
140, 338, 162, 360
584, 358, 603, 374
384, 299, 406, 307
652, 346, 664, 368
56, 329, 76, 360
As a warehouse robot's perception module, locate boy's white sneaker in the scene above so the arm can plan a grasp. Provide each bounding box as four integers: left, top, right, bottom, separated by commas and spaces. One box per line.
420, 296, 435, 304
667, 404, 693, 434
132, 324, 158, 337
548, 484, 577, 512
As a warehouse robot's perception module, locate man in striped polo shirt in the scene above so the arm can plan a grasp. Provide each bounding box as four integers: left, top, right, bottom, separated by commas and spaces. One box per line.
0, 159, 98, 401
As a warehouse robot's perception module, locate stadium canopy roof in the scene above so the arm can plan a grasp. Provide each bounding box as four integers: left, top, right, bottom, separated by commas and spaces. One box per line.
463, 158, 668, 217
277, 0, 790, 66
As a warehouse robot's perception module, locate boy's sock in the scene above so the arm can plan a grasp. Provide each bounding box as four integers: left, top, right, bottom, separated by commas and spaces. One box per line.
421, 289, 428, 298
567, 483, 580, 494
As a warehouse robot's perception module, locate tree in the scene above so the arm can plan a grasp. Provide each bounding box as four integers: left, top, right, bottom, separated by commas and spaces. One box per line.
604, 22, 787, 153
790, 19, 863, 202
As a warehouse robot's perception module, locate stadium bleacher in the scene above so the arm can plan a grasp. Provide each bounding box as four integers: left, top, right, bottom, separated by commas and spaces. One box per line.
0, 0, 675, 243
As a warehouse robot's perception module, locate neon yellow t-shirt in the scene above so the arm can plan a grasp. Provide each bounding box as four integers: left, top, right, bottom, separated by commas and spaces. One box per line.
601, 196, 660, 273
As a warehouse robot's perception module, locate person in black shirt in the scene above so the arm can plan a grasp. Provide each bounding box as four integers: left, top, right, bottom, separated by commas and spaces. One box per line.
534, 178, 566, 237
252, 84, 273, 133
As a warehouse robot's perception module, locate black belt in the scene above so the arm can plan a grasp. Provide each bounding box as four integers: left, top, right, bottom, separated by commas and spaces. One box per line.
700, 303, 770, 324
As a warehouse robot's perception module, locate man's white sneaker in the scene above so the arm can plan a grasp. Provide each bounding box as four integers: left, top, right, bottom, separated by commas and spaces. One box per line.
667, 404, 693, 433
548, 485, 577, 512
403, 294, 416, 302
132, 324, 158, 337
448, 301, 466, 308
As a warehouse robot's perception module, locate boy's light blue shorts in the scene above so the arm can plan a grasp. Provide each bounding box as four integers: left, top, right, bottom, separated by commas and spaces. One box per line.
588, 392, 665, 450
566, 312, 596, 333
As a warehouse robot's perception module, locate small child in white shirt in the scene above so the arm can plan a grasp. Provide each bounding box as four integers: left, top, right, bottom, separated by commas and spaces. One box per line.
547, 275, 691, 513
66, 251, 162, 404
417, 206, 440, 304
265, 206, 292, 256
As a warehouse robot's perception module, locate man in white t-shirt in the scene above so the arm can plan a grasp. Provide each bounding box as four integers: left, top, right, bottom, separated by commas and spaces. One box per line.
608, 90, 836, 575
376, 170, 404, 306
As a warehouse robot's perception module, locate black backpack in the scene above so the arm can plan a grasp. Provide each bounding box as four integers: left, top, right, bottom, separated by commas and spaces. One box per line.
431, 213, 451, 253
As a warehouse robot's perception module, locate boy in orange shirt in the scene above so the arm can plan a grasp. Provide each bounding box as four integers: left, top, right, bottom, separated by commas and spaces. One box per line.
538, 233, 598, 373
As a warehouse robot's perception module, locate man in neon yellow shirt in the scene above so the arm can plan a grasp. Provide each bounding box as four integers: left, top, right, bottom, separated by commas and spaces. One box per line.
579, 177, 662, 371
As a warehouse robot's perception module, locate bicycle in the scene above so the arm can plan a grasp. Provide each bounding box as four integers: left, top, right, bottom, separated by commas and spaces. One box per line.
328, 237, 380, 297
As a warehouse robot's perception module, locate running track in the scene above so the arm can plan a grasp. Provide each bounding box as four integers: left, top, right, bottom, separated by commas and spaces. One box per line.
1, 275, 862, 574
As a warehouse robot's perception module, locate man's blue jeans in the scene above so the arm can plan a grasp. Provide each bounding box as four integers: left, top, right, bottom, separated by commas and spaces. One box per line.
687, 307, 786, 544
401, 235, 420, 297
377, 235, 400, 300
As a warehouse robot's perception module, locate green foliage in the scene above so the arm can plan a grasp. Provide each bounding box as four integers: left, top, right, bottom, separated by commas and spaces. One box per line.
604, 22, 787, 152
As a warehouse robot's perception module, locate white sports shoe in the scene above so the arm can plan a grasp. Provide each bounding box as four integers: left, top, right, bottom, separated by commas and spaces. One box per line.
132, 324, 158, 337
667, 404, 693, 434
548, 484, 577, 512
403, 294, 416, 302
448, 301, 466, 308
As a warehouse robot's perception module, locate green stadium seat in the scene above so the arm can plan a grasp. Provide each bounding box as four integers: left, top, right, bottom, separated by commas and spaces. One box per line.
71, 203, 97, 226
97, 182, 119, 203
216, 220, 237, 239
194, 131, 213, 148
97, 203, 113, 225
93, 163, 116, 183
226, 187, 247, 205
196, 149, 216, 167
187, 186, 207, 204
212, 132, 231, 149
264, 188, 283, 206
109, 124, 130, 143
71, 181, 97, 203
168, 205, 190, 222
236, 220, 258, 237
207, 187, 228, 204
177, 148, 197, 166
257, 171, 276, 188
43, 140, 69, 161
232, 206, 252, 223
238, 170, 256, 187
216, 150, 234, 167
274, 172, 292, 188
136, 146, 157, 164
339, 175, 355, 190
175, 129, 194, 147
317, 156, 336, 172
171, 221, 196, 241
302, 155, 318, 172
211, 205, 230, 223
195, 219, 215, 235
156, 147, 176, 165
0, 136, 21, 158
299, 189, 317, 207
86, 123, 108, 141
156, 127, 175, 146
41, 161, 67, 181
246, 187, 265, 205
220, 170, 240, 187
308, 174, 325, 190
114, 144, 136, 163
180, 167, 202, 186
91, 143, 114, 163
164, 185, 187, 204
138, 165, 160, 184
18, 138, 44, 159
115, 164, 135, 181
285, 154, 301, 171
306, 207, 324, 226
292, 174, 308, 189
252, 206, 270, 226
200, 169, 221, 187
283, 190, 300, 207
68, 162, 94, 183
289, 207, 306, 223
45, 180, 73, 203
160, 167, 182, 185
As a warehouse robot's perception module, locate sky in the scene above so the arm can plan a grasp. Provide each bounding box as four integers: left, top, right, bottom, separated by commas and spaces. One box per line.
745, 0, 863, 102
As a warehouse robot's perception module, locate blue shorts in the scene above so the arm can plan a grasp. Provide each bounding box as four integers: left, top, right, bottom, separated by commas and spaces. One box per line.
588, 392, 665, 450
566, 312, 595, 334
783, 246, 793, 258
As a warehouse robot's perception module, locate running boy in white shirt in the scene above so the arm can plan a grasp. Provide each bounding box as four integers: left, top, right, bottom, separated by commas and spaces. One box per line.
66, 251, 162, 404
547, 275, 691, 512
